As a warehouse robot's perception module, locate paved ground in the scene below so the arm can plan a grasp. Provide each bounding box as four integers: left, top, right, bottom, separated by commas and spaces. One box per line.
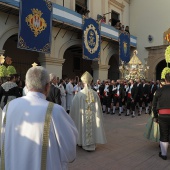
68, 111, 170, 170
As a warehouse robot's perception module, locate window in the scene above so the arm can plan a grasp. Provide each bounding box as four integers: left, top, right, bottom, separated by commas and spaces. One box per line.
75, 0, 87, 15
111, 10, 120, 26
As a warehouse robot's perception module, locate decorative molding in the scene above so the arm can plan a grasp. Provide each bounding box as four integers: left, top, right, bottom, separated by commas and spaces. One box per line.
145, 45, 167, 50
38, 56, 65, 66
109, 0, 125, 11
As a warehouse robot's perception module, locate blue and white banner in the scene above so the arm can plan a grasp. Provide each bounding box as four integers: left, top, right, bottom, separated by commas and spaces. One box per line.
18, 0, 52, 53
83, 18, 101, 60
119, 32, 130, 62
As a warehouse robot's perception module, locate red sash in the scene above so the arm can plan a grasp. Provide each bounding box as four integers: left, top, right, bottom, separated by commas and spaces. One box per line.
159, 109, 170, 114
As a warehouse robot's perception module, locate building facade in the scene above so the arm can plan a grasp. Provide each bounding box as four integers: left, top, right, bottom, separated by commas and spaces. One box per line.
0, 0, 137, 82
129, 0, 170, 80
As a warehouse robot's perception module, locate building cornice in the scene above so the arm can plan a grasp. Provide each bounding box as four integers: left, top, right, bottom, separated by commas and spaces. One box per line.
109, 0, 125, 11
145, 45, 168, 50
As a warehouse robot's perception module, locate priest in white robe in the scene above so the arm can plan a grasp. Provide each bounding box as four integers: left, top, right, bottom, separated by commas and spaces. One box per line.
66, 79, 74, 113
0, 66, 78, 170
70, 71, 107, 151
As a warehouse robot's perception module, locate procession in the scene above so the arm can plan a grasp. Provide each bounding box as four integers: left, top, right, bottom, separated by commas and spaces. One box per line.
1, 0, 170, 170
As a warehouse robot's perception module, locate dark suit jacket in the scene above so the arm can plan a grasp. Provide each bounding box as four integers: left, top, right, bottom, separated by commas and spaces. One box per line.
46, 84, 61, 105
131, 83, 138, 101
143, 84, 150, 96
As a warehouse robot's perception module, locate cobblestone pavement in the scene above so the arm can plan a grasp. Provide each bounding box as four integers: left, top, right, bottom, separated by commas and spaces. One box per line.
68, 111, 170, 170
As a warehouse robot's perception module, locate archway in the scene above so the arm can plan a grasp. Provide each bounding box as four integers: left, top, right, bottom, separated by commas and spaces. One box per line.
108, 54, 119, 80
156, 59, 166, 80
62, 45, 92, 79
3, 34, 39, 80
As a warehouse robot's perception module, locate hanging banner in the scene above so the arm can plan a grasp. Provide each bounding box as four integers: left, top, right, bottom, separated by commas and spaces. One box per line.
83, 17, 101, 60
119, 32, 130, 63
18, 0, 52, 53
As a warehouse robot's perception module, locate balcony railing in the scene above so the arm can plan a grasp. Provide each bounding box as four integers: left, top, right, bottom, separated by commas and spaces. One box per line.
0, 0, 137, 47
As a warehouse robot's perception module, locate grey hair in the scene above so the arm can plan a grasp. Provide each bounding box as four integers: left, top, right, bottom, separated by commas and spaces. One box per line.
49, 73, 56, 82
26, 66, 50, 92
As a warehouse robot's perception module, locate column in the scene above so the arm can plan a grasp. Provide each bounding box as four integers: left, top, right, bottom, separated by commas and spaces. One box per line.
38, 54, 65, 79
92, 61, 110, 83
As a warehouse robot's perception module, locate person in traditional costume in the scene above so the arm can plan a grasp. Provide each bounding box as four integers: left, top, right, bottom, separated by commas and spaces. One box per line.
0, 66, 78, 170
112, 79, 125, 116
0, 73, 21, 109
70, 71, 107, 151
136, 78, 144, 116
143, 80, 165, 143
152, 73, 170, 160
125, 79, 138, 117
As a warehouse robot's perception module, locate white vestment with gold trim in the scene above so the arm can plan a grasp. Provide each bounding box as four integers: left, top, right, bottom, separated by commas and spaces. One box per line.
70, 87, 107, 151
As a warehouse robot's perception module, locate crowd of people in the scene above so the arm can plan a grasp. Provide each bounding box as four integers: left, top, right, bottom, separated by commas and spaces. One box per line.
1, 66, 170, 169
0, 73, 161, 117
93, 78, 159, 117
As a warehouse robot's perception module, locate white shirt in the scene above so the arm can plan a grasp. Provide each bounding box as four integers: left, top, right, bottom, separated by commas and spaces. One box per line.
128, 84, 133, 94
1, 92, 78, 170
117, 84, 120, 96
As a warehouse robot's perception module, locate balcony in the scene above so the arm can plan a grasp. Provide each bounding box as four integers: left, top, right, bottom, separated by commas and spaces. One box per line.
0, 0, 137, 47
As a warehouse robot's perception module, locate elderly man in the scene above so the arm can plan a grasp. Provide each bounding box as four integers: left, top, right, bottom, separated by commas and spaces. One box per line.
1, 66, 78, 170
46, 73, 61, 105
70, 71, 107, 151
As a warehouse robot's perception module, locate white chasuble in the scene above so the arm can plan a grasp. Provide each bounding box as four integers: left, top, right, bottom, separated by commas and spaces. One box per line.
70, 87, 107, 151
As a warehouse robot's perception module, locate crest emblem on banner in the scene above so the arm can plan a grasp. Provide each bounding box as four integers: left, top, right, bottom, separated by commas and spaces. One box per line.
83, 18, 101, 60
84, 24, 99, 54
119, 32, 130, 63
123, 42, 127, 54
26, 8, 47, 37
18, 0, 52, 53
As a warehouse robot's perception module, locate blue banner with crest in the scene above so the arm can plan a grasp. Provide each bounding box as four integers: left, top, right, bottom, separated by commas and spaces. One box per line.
119, 32, 130, 63
18, 0, 52, 53
83, 17, 101, 60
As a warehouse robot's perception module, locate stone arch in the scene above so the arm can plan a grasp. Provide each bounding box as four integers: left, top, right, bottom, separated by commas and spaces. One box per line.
156, 59, 166, 80
0, 26, 18, 50
105, 49, 118, 65
149, 56, 164, 80
107, 49, 119, 80
58, 39, 82, 59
